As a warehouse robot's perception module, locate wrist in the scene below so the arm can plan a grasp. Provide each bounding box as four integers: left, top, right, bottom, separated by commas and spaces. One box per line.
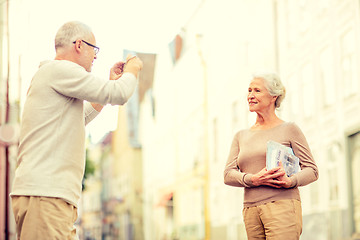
90, 103, 103, 112
124, 66, 141, 77
249, 174, 259, 186
288, 176, 297, 188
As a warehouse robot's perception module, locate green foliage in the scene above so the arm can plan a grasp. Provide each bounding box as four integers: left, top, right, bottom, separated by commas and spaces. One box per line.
82, 149, 96, 191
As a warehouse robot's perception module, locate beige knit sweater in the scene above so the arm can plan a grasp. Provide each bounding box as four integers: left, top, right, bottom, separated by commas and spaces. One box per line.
11, 60, 137, 207
224, 122, 319, 208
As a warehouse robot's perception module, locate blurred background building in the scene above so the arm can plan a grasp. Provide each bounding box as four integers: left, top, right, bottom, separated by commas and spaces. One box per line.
1, 0, 360, 239
0, 1, 21, 239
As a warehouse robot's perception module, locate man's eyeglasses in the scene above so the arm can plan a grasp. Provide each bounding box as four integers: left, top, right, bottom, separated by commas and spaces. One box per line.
73, 39, 100, 55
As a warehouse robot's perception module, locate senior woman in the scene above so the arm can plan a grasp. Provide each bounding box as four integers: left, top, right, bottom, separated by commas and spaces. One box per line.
224, 71, 318, 240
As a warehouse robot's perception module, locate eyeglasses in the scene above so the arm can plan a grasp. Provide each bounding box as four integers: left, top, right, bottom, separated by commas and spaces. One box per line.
73, 39, 100, 55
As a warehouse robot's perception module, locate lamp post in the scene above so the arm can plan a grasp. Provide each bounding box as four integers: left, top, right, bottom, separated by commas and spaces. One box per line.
1, 1, 12, 239
196, 34, 211, 240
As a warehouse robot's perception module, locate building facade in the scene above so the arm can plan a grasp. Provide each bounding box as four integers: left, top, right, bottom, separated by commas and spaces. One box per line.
139, 0, 360, 239
0, 0, 22, 239
3, 0, 360, 239
276, 0, 360, 239
140, 0, 278, 239
82, 107, 145, 240
0, 2, 10, 238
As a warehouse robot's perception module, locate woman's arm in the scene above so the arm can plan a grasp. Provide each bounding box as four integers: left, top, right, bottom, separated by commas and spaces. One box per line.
224, 132, 259, 188
288, 123, 319, 187
224, 132, 291, 188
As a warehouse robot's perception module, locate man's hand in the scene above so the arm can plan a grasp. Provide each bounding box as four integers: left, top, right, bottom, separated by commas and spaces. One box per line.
123, 54, 143, 78
109, 55, 143, 80
109, 61, 126, 80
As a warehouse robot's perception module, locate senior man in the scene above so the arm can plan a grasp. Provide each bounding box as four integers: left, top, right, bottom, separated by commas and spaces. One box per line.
10, 21, 143, 239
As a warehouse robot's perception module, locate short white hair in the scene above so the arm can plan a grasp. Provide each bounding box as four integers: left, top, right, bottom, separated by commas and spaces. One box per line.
55, 21, 93, 50
252, 71, 286, 108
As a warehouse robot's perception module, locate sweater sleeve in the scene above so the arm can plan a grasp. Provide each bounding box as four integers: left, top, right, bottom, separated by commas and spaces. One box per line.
49, 61, 137, 105
224, 132, 255, 188
288, 123, 319, 187
83, 102, 100, 125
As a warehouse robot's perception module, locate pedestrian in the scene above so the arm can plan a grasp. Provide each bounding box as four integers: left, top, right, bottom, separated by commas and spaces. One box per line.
10, 21, 143, 239
223, 71, 319, 240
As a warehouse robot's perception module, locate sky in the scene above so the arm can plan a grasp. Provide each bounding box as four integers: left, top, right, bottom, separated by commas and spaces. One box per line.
9, 0, 202, 142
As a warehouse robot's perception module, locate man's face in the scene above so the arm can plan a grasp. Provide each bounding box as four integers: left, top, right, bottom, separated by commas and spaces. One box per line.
80, 34, 98, 72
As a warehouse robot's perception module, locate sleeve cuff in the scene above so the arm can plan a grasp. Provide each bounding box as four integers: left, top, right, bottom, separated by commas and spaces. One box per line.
289, 175, 298, 188
243, 173, 255, 187
122, 72, 137, 80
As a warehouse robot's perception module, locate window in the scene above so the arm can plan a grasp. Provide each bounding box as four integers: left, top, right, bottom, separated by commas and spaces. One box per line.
232, 101, 240, 132
349, 132, 360, 235
327, 143, 341, 204
287, 74, 301, 120
341, 29, 358, 97
286, 1, 300, 46
320, 47, 336, 106
298, 0, 312, 33
301, 64, 315, 118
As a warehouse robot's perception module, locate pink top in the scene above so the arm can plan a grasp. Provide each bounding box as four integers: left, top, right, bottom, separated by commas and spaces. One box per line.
224, 122, 319, 208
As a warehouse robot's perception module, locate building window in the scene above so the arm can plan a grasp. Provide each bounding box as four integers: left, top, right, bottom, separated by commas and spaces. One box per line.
341, 29, 358, 97
301, 64, 315, 118
298, 0, 312, 34
349, 132, 360, 235
310, 180, 320, 208
327, 143, 341, 205
232, 101, 240, 132
286, 74, 300, 120
309, 150, 320, 209
320, 47, 336, 106
286, 1, 300, 47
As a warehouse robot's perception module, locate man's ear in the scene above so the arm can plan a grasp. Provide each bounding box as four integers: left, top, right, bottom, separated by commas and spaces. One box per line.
73, 40, 82, 53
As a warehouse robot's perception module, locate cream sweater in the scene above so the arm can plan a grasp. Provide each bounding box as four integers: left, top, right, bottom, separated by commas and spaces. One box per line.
224, 122, 319, 208
11, 60, 137, 207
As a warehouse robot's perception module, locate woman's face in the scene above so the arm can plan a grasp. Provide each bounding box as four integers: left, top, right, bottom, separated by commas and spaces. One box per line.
247, 78, 276, 112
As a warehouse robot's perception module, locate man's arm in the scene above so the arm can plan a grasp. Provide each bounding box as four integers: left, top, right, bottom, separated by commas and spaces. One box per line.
90, 103, 104, 112
85, 55, 143, 122
84, 102, 101, 125
109, 55, 143, 80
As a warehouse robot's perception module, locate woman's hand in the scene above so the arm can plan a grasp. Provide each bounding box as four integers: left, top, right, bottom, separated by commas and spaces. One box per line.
251, 162, 293, 188
275, 162, 293, 188
251, 167, 286, 188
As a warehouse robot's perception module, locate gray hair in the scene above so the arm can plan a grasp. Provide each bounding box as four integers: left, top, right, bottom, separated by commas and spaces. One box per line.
252, 71, 286, 108
55, 21, 93, 50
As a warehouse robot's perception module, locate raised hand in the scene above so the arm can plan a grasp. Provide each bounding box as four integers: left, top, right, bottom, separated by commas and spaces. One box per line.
109, 61, 126, 80
123, 54, 143, 78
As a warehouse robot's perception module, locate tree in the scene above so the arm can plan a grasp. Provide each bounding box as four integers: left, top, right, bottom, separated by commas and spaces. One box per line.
82, 149, 95, 191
